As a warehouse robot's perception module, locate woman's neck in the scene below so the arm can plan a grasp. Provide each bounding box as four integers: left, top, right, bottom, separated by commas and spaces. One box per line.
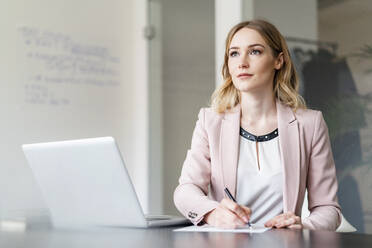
240, 91, 277, 134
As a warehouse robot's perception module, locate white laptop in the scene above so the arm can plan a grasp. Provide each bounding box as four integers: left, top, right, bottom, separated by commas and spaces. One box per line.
22, 137, 189, 228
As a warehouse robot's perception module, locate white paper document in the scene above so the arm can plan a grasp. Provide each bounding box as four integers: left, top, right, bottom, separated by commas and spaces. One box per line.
174, 224, 271, 233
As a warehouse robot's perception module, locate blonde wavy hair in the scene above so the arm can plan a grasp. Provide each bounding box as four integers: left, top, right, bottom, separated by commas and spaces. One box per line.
211, 19, 306, 113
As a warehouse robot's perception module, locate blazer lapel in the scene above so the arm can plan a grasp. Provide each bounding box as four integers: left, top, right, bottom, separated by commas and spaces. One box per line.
276, 100, 301, 213
220, 105, 241, 198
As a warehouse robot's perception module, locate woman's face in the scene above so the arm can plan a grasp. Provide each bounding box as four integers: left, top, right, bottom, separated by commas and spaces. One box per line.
228, 27, 282, 94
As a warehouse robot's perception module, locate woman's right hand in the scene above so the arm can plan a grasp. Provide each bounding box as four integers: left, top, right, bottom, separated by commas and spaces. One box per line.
203, 198, 251, 228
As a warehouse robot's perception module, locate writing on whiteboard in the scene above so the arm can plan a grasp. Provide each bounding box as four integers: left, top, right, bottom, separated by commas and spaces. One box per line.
17, 26, 121, 106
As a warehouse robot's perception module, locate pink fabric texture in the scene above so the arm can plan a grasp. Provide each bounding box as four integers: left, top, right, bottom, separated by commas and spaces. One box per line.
174, 100, 341, 231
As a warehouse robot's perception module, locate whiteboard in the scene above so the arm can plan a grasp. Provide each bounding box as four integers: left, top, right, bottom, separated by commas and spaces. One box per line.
0, 0, 146, 215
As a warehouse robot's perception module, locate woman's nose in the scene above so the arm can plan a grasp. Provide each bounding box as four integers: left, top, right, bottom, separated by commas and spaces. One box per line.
238, 63, 249, 69
238, 54, 249, 69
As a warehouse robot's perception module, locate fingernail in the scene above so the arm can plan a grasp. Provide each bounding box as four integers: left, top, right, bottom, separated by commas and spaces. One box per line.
244, 217, 249, 222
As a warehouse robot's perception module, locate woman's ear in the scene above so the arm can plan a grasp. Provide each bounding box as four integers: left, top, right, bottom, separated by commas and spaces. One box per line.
275, 52, 284, 70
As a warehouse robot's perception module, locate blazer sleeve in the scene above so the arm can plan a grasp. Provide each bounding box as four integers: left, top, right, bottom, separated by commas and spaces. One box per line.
173, 108, 219, 225
302, 111, 342, 231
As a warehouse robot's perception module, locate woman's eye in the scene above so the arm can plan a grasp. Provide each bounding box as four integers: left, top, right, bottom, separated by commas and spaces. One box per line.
229, 51, 239, 57
250, 49, 261, 55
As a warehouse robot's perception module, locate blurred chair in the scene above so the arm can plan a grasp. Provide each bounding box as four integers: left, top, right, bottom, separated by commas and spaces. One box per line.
301, 190, 356, 232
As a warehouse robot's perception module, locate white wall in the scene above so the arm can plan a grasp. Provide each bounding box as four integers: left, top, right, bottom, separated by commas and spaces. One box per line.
0, 0, 150, 215
133, 0, 150, 214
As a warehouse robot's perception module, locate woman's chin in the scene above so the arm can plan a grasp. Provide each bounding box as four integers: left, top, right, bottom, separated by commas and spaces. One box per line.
233, 81, 272, 94
235, 85, 262, 93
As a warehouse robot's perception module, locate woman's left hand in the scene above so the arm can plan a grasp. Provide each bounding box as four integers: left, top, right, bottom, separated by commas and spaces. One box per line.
264, 212, 302, 229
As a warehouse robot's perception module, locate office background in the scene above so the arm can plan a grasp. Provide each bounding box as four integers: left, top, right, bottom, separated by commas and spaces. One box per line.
1, 0, 371, 234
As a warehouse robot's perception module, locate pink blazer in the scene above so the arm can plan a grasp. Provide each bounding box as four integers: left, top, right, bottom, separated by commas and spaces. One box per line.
174, 100, 341, 231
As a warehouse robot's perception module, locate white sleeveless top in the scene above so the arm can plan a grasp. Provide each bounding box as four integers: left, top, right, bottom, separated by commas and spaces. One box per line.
236, 127, 283, 226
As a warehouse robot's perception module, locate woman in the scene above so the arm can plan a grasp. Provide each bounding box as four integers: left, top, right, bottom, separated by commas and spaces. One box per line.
173, 19, 341, 230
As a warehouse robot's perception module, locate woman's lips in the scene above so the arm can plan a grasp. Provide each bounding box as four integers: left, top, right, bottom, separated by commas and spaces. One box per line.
237, 73, 253, 78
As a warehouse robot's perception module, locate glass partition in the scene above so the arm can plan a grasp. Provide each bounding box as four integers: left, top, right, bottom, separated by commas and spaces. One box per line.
148, 0, 215, 215
316, 0, 372, 234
